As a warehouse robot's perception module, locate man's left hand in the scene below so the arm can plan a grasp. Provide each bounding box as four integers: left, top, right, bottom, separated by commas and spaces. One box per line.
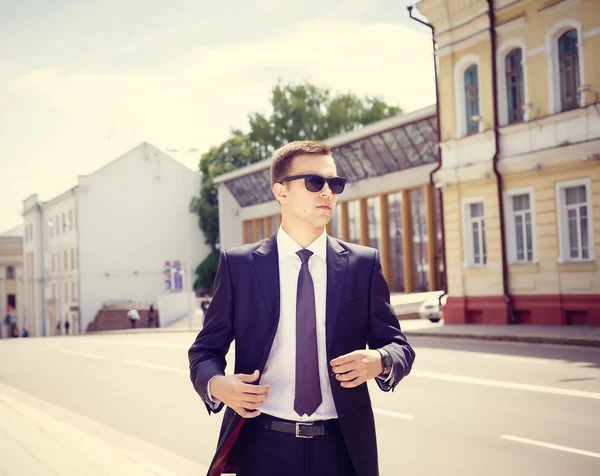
330, 350, 384, 388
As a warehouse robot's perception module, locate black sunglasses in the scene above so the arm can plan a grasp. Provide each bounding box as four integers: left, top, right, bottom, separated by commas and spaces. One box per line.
279, 174, 347, 195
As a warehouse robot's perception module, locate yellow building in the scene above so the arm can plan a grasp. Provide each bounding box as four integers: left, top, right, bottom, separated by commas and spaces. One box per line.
0, 225, 24, 337
416, 0, 600, 325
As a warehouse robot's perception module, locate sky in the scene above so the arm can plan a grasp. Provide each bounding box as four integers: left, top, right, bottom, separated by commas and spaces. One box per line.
0, 0, 436, 233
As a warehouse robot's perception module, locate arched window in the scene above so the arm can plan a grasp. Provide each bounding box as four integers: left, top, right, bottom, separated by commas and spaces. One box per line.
505, 49, 524, 123
558, 29, 580, 111
464, 65, 480, 134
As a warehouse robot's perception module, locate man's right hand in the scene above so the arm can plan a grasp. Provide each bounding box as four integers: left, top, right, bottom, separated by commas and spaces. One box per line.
209, 370, 270, 418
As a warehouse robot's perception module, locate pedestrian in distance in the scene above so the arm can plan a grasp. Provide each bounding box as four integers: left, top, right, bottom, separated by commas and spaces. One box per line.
65, 320, 70, 335
148, 305, 156, 328
200, 294, 211, 323
189, 140, 415, 476
127, 308, 141, 329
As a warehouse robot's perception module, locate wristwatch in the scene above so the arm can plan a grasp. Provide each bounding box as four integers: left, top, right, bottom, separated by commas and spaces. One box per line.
377, 349, 393, 377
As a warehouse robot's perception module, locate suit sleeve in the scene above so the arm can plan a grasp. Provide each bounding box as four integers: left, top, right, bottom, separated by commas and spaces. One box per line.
188, 250, 234, 414
367, 249, 416, 392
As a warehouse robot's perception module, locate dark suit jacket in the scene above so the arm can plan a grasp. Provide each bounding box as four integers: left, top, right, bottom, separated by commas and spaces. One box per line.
189, 233, 416, 476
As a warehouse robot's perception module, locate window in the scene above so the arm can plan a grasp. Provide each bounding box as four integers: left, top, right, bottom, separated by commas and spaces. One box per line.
64, 250, 68, 271
52, 283, 56, 300
454, 55, 481, 137
505, 189, 536, 264
558, 29, 580, 111
69, 210, 73, 231
556, 179, 594, 262
52, 253, 56, 273
348, 200, 361, 245
388, 192, 405, 292
6, 266, 15, 280
65, 282, 69, 303
63, 212, 67, 232
329, 209, 340, 238
463, 199, 487, 266
410, 188, 429, 291
367, 197, 381, 250
464, 65, 480, 135
72, 281, 77, 302
505, 49, 524, 123
71, 249, 75, 270
56, 215, 60, 236
49, 219, 54, 238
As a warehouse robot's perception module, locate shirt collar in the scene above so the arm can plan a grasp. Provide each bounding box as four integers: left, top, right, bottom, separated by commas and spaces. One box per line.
277, 226, 327, 262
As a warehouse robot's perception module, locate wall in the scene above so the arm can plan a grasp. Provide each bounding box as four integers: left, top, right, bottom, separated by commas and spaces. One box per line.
503, 160, 600, 296
77, 143, 210, 331
157, 291, 197, 328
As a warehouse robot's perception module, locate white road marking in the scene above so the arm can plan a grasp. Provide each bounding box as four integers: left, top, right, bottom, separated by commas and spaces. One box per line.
85, 338, 188, 350
501, 435, 600, 459
122, 360, 187, 374
373, 409, 415, 420
60, 350, 105, 360
412, 370, 600, 400
481, 354, 549, 364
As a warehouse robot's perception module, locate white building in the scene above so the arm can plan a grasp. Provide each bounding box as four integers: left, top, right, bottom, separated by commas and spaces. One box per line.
22, 143, 210, 336
0, 225, 24, 337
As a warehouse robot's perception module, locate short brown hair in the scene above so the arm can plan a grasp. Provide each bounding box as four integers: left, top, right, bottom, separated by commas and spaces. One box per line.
270, 140, 332, 187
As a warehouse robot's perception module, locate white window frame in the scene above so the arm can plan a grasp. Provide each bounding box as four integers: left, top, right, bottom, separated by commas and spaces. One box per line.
497, 40, 530, 125
556, 178, 595, 262
462, 197, 487, 267
546, 19, 586, 114
504, 188, 537, 264
454, 54, 482, 138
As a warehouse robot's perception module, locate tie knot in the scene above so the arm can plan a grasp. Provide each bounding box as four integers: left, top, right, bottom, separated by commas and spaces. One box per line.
296, 249, 313, 264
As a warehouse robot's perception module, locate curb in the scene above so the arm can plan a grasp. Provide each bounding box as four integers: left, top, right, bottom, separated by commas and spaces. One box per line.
403, 331, 600, 348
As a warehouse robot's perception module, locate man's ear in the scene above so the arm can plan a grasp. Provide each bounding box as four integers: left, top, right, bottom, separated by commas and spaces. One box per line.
273, 183, 287, 204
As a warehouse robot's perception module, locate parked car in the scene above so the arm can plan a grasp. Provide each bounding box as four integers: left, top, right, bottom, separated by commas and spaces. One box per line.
419, 294, 447, 323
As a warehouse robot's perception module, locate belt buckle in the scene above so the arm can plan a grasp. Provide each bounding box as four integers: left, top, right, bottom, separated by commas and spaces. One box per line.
295, 422, 314, 439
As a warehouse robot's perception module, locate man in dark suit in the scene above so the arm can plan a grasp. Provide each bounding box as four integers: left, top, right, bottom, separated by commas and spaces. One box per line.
189, 140, 415, 476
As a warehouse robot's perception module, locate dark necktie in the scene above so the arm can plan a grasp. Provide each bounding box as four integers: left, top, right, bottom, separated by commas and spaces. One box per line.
294, 249, 322, 417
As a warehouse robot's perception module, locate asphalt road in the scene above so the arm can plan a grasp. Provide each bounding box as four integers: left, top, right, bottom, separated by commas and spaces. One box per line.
1, 330, 599, 475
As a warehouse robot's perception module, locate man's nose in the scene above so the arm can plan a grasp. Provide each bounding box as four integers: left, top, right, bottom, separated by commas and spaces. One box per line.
320, 183, 333, 197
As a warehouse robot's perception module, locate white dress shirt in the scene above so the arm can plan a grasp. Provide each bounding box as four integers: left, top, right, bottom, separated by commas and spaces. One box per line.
258, 226, 337, 421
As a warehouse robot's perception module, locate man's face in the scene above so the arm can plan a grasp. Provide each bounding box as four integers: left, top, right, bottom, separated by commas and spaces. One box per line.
275, 153, 339, 228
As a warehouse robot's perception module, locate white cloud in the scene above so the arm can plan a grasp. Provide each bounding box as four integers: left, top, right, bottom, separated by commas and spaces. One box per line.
0, 18, 434, 231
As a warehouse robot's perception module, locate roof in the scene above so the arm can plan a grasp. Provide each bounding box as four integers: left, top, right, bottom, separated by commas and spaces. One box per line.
216, 105, 438, 207
22, 142, 192, 213
0, 224, 24, 237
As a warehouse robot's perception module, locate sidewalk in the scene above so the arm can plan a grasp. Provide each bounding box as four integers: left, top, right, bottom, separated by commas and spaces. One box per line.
0, 384, 206, 476
402, 321, 600, 348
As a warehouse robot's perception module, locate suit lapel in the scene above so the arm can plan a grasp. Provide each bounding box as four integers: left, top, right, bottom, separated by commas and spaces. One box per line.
252, 234, 281, 369
326, 236, 348, 353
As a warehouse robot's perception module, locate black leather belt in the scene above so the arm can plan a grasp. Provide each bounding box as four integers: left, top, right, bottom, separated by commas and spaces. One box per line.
254, 413, 338, 438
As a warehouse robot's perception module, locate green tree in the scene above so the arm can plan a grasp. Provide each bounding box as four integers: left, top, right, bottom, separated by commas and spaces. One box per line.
191, 80, 402, 289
